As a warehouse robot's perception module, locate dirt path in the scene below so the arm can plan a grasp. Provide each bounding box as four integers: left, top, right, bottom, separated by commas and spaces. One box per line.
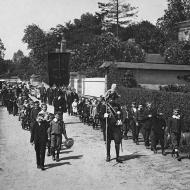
1, 104, 190, 190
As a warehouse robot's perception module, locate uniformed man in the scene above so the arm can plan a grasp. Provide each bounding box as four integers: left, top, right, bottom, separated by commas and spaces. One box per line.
104, 84, 123, 163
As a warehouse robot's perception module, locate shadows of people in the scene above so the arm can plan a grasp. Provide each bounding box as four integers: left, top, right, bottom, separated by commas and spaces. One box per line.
58, 155, 83, 162
120, 153, 146, 161
45, 162, 71, 170
59, 150, 73, 154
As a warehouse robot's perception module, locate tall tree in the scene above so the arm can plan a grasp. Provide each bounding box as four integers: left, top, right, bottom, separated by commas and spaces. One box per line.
157, 0, 190, 42
0, 38, 6, 59
50, 13, 102, 48
12, 50, 24, 64
97, 0, 137, 37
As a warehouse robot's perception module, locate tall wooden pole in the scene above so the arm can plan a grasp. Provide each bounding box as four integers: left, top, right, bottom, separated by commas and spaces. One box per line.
116, 0, 119, 38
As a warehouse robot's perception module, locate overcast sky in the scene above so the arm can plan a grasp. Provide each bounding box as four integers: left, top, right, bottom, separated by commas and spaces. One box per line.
0, 0, 167, 59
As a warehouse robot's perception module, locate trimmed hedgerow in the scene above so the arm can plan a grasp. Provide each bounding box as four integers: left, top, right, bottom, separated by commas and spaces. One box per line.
117, 86, 190, 130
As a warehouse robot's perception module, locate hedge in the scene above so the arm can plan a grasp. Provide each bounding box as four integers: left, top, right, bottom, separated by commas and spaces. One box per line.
117, 86, 190, 131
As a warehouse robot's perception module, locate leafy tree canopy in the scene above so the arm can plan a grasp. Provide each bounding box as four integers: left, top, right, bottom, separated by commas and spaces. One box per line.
0, 38, 6, 59
157, 0, 190, 41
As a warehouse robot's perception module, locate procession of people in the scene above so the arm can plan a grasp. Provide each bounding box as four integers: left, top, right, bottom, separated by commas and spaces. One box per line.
0, 81, 187, 171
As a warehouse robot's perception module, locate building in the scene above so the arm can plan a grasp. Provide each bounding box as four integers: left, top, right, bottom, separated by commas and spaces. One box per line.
177, 20, 190, 41
100, 54, 190, 90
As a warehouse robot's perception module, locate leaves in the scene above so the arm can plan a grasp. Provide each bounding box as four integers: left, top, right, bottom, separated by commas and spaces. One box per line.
157, 0, 190, 41
97, 0, 138, 33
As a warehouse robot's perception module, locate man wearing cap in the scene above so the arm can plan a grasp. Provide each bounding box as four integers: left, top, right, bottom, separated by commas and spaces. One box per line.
168, 108, 183, 158
104, 84, 123, 163
49, 112, 68, 162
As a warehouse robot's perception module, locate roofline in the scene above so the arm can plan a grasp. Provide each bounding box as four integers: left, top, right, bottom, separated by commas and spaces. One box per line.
101, 61, 190, 71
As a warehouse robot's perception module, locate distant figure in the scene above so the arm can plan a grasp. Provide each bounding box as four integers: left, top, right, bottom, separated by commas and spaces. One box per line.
53, 91, 67, 116
39, 84, 47, 103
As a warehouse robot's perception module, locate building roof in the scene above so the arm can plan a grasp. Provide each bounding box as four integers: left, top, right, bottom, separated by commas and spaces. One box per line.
100, 61, 190, 71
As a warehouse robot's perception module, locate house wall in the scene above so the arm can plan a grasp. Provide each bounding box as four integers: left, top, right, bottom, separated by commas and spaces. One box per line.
107, 66, 190, 90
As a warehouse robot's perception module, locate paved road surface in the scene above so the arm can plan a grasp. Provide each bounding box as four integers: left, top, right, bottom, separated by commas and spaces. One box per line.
1, 104, 190, 190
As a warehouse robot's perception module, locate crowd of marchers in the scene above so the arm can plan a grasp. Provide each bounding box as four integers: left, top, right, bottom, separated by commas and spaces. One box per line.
0, 81, 189, 165
0, 82, 71, 170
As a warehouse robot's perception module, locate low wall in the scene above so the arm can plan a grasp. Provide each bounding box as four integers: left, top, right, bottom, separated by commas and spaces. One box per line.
83, 78, 105, 97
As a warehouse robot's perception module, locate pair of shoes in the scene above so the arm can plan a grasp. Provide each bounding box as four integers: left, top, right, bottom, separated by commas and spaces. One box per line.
106, 156, 111, 162
116, 157, 123, 163
56, 155, 59, 162
47, 152, 51, 156
41, 166, 45, 171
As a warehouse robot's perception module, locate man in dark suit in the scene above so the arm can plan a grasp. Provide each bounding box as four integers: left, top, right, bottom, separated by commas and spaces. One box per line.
30, 114, 49, 170
53, 91, 67, 116
39, 84, 47, 103
30, 101, 41, 132
47, 87, 54, 105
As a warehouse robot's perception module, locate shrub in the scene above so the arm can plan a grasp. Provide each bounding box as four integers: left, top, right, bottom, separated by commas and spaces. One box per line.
117, 86, 190, 131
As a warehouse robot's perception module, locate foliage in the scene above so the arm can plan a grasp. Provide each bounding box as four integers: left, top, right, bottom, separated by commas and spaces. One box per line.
70, 32, 145, 77
97, 0, 137, 35
0, 38, 6, 59
164, 41, 190, 64
117, 86, 190, 130
12, 50, 25, 64
121, 70, 138, 88
50, 13, 102, 48
120, 21, 166, 53
22, 24, 58, 76
159, 84, 190, 93
157, 0, 190, 42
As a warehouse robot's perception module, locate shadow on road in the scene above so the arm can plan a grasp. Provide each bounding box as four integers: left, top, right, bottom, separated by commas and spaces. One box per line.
58, 155, 83, 161
120, 153, 146, 161
45, 162, 71, 169
59, 150, 73, 154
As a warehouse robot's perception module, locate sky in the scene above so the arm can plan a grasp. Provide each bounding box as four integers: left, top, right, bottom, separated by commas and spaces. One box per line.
0, 0, 168, 59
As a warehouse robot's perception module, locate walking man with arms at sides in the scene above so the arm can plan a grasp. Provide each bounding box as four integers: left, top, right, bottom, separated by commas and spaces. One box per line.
30, 114, 49, 170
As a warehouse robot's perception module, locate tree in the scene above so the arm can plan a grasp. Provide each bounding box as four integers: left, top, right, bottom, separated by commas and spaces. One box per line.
97, 0, 137, 37
120, 21, 165, 53
70, 32, 145, 77
157, 0, 190, 42
164, 41, 190, 65
50, 13, 102, 48
12, 50, 24, 64
22, 24, 57, 75
0, 38, 6, 59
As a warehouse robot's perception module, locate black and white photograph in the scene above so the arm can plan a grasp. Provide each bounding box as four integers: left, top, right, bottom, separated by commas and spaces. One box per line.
1, 0, 190, 189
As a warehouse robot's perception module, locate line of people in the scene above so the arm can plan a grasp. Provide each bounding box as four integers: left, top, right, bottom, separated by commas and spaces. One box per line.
0, 82, 70, 170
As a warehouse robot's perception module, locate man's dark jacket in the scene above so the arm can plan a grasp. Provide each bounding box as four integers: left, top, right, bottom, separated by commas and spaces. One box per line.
30, 121, 49, 145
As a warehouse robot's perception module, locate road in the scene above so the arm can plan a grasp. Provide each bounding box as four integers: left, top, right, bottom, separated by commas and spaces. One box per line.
1, 103, 190, 190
